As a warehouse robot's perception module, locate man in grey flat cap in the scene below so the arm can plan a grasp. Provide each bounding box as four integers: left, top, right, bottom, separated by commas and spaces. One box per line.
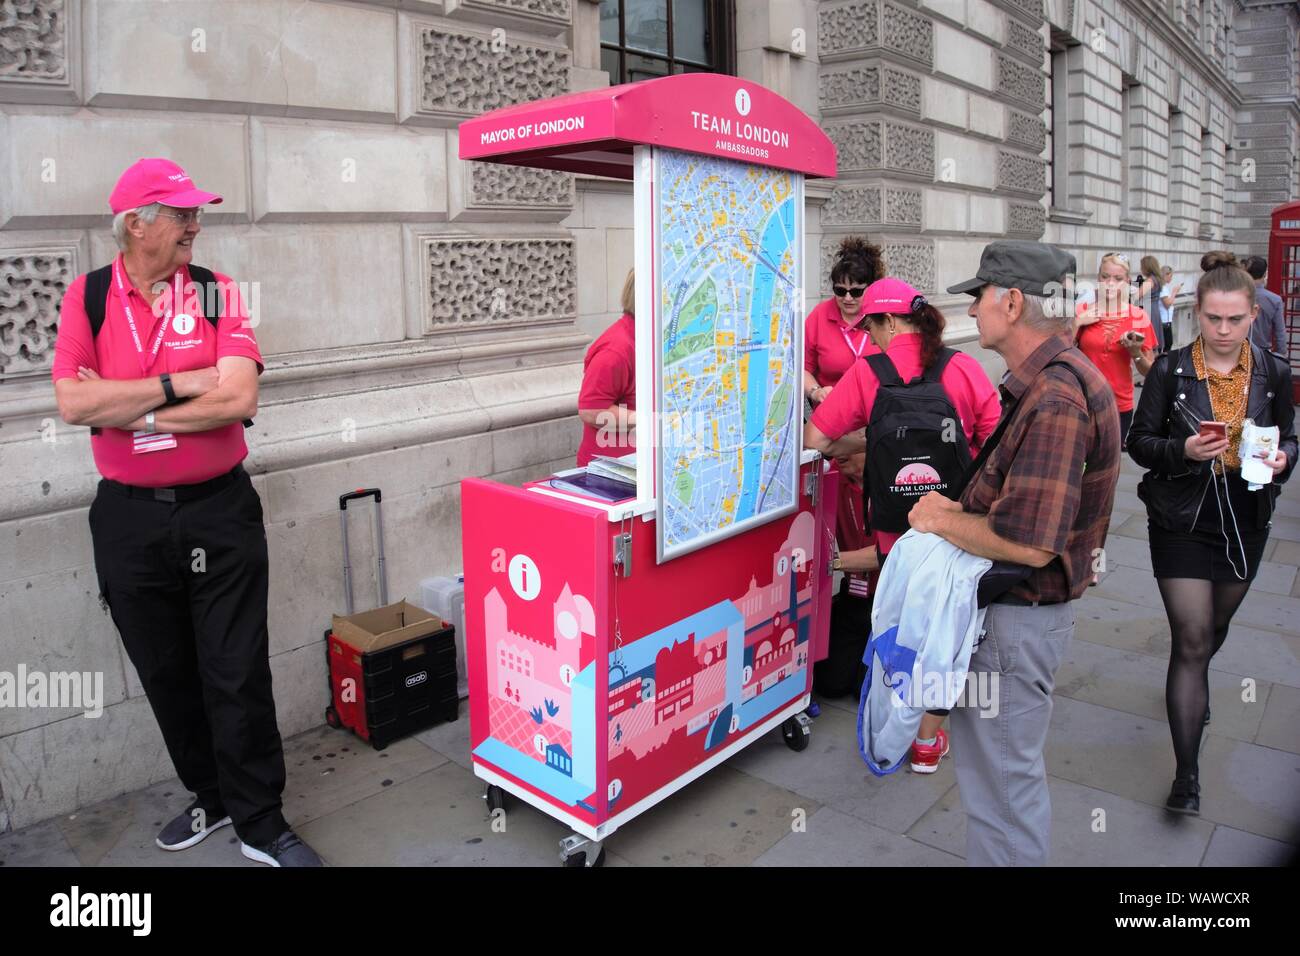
908, 240, 1120, 866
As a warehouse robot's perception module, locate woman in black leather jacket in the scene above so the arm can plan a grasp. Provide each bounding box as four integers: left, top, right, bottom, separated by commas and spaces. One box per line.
1128, 252, 1297, 817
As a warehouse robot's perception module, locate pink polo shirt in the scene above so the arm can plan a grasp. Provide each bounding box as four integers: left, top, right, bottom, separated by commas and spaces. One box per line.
811, 332, 1001, 554
576, 313, 636, 467
52, 256, 263, 487
804, 297, 880, 388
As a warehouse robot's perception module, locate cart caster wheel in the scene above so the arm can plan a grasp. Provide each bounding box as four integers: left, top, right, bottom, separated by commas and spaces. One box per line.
782, 714, 812, 752
559, 833, 604, 867
563, 847, 605, 868
485, 785, 506, 815
324, 706, 341, 729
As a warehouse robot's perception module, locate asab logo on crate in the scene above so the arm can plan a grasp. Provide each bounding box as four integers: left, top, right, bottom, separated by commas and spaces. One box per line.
405, 670, 429, 689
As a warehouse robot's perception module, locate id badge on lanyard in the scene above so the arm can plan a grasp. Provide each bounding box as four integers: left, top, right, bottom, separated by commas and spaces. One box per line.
113, 260, 179, 454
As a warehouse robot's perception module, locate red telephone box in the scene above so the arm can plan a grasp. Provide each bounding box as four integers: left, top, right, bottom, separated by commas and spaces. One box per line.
1267, 199, 1300, 401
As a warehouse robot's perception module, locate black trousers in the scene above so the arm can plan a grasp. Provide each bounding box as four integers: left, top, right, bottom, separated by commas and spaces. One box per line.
89, 467, 288, 845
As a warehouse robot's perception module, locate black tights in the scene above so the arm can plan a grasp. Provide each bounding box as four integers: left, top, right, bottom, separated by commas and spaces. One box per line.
1157, 577, 1253, 777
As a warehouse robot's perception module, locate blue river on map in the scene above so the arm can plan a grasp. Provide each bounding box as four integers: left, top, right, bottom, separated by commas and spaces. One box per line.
735, 196, 794, 523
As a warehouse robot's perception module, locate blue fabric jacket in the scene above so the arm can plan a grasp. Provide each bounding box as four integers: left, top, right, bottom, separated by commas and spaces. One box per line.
857, 529, 990, 775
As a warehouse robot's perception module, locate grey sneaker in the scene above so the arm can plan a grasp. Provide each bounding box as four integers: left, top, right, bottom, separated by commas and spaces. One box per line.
240, 830, 323, 867
156, 801, 232, 851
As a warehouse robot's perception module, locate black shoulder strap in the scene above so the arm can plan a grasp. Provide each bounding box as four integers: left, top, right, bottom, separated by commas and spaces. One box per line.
865, 352, 903, 387
919, 347, 957, 384
186, 265, 223, 325
954, 358, 1088, 496
86, 264, 223, 337
84, 265, 113, 337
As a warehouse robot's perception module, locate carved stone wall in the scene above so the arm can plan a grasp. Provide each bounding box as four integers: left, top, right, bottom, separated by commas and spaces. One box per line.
996, 53, 1043, 108
884, 122, 935, 176
423, 237, 575, 331
0, 0, 66, 84
883, 241, 934, 292
821, 64, 921, 114
420, 26, 569, 117
818, 0, 881, 59
820, 66, 880, 111
826, 121, 883, 170
1007, 109, 1047, 152
882, 67, 922, 114
997, 149, 1046, 194
885, 187, 923, 226
1005, 17, 1044, 63
470, 0, 572, 22
1007, 202, 1047, 237
470, 164, 574, 208
823, 186, 883, 225
883, 2, 934, 67
0, 250, 73, 377
1000, 0, 1045, 21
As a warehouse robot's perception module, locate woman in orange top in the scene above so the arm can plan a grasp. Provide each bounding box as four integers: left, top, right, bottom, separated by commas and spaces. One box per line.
1075, 252, 1160, 448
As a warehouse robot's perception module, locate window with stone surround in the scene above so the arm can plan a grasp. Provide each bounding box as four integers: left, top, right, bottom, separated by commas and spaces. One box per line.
599, 0, 735, 83
1046, 35, 1068, 210
1120, 71, 1141, 223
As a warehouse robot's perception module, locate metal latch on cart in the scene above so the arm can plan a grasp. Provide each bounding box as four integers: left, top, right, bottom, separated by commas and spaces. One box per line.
613, 511, 634, 578
613, 532, 633, 578
803, 467, 819, 508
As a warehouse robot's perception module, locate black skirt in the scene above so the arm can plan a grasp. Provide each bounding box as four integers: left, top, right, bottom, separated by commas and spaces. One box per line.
1149, 469, 1269, 581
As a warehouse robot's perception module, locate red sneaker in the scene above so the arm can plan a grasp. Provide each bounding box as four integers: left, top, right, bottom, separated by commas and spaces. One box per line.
909, 728, 950, 774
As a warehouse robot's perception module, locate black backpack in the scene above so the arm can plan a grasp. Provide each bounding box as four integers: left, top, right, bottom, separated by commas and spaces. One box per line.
863, 348, 971, 533
81, 264, 252, 430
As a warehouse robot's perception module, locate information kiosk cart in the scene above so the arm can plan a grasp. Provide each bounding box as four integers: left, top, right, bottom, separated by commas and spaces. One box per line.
458, 74, 839, 866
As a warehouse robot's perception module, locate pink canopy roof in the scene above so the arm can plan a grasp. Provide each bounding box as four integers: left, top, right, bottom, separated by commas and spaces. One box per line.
458, 73, 837, 179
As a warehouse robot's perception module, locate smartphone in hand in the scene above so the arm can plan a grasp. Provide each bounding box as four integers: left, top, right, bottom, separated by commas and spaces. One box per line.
1199, 421, 1227, 440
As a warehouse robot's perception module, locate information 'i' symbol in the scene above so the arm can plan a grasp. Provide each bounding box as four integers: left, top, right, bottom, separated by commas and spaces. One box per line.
508, 554, 541, 601
735, 88, 751, 116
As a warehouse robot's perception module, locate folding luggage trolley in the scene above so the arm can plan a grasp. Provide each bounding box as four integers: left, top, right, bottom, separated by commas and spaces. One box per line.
324, 488, 459, 750
457, 74, 840, 866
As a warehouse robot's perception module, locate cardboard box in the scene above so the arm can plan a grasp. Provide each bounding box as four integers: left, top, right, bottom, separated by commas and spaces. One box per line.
331, 600, 446, 654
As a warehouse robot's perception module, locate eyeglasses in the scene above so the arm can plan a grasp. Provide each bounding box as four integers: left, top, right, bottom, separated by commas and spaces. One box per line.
833, 285, 867, 299
155, 208, 204, 225
1106, 252, 1130, 263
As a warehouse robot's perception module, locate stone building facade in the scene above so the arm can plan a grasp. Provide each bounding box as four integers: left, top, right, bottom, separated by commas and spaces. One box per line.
0, 0, 1296, 831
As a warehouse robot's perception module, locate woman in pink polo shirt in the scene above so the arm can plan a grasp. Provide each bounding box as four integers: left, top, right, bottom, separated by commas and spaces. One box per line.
803, 237, 885, 407
577, 269, 636, 467
805, 277, 1001, 773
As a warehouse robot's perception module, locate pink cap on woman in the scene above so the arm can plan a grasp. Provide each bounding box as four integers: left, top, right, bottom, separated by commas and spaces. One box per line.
859, 277, 923, 317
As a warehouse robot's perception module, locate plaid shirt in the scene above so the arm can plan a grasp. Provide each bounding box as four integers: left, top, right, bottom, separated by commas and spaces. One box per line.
960, 334, 1121, 603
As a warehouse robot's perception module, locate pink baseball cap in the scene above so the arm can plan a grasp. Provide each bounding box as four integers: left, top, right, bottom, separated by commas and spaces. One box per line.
109, 158, 223, 214
859, 277, 926, 317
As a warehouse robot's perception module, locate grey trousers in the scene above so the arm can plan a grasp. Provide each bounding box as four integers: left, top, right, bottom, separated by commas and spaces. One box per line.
950, 601, 1074, 866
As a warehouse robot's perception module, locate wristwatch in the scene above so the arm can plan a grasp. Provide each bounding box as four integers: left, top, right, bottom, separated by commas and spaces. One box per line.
144, 411, 156, 434
832, 543, 842, 572
160, 372, 178, 405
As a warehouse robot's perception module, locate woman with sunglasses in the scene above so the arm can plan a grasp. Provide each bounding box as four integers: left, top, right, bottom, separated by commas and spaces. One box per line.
1128, 251, 1296, 815
803, 237, 885, 408
1075, 252, 1161, 449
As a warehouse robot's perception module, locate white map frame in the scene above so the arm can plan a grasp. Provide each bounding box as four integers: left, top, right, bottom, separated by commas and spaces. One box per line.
651, 146, 805, 563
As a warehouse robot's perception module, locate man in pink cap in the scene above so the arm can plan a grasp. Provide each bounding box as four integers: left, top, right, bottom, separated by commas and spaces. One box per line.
51, 158, 321, 867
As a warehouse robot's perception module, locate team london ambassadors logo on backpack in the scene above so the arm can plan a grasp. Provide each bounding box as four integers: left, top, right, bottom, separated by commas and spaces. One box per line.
889, 460, 948, 497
